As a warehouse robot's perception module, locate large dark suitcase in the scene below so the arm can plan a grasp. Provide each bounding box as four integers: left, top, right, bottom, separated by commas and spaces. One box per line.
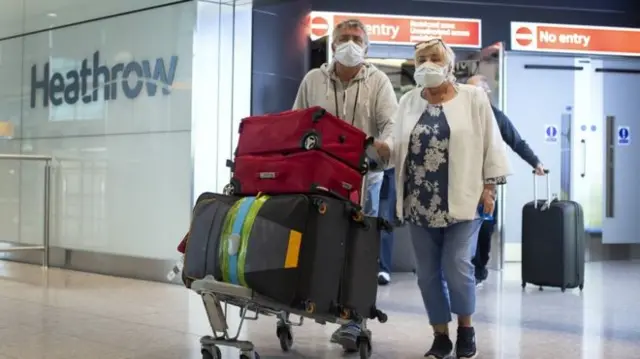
235, 107, 372, 173
226, 151, 363, 204
182, 191, 375, 315
338, 215, 388, 320
521, 171, 585, 292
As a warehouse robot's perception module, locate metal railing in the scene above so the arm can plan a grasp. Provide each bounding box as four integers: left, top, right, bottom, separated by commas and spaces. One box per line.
0, 154, 53, 268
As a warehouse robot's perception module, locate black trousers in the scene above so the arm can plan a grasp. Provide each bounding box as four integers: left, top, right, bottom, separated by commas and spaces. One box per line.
472, 201, 498, 271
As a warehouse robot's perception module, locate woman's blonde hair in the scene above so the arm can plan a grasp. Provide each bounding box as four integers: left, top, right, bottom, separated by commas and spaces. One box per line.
414, 38, 457, 83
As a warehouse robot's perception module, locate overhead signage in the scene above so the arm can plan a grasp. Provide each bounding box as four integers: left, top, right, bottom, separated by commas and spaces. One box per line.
30, 51, 179, 108
310, 11, 482, 48
511, 22, 640, 56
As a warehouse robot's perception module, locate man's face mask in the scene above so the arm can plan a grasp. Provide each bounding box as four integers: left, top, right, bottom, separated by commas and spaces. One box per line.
334, 40, 365, 67
414, 62, 448, 88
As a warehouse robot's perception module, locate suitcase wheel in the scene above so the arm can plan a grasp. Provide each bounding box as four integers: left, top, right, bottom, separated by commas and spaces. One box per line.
360, 160, 369, 175
276, 323, 294, 352
352, 211, 364, 223
304, 301, 316, 314
301, 132, 321, 150
223, 179, 240, 196
579, 284, 584, 291
239, 352, 260, 359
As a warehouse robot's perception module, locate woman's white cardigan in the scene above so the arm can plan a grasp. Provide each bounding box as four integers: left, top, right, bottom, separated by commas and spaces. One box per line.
387, 84, 512, 221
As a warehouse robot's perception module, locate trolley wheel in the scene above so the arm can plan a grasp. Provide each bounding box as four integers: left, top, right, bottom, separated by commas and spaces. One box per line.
201, 346, 221, 359
561, 287, 566, 293
301, 132, 320, 150
358, 337, 372, 359
538, 286, 543, 291
276, 324, 293, 352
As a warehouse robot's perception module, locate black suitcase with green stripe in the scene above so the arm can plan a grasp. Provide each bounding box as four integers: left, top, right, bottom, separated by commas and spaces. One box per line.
183, 192, 382, 318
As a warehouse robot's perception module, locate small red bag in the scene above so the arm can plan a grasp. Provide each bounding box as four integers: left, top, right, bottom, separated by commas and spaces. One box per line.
227, 151, 362, 203
235, 107, 372, 174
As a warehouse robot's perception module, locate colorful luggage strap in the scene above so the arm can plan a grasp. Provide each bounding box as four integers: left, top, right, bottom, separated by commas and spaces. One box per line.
223, 195, 269, 286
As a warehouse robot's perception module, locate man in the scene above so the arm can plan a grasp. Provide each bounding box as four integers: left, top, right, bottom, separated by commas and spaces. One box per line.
293, 19, 397, 351
466, 75, 545, 286
377, 168, 395, 285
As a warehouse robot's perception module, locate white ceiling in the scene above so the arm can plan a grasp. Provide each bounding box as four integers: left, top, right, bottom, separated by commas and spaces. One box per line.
0, 0, 178, 39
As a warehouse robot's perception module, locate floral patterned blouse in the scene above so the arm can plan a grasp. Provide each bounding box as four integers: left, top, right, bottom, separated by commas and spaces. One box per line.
403, 104, 506, 228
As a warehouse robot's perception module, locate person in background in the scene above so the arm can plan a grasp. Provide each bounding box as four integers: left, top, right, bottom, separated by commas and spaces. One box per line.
465, 75, 545, 287
292, 18, 397, 352
372, 38, 511, 359
378, 168, 396, 285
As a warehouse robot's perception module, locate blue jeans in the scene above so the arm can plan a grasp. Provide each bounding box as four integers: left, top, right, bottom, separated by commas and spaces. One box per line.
408, 221, 481, 325
363, 178, 381, 217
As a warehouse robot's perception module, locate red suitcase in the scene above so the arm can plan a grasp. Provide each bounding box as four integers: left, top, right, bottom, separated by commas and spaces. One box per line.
235, 107, 372, 173
225, 151, 363, 203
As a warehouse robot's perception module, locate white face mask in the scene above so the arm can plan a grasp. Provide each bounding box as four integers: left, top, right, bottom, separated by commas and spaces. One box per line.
334, 40, 365, 67
413, 62, 448, 88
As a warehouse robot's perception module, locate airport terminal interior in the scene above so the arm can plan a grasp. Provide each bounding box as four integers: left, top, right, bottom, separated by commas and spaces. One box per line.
1, 0, 640, 358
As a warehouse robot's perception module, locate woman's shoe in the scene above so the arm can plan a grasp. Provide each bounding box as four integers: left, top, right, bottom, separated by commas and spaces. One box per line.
424, 332, 453, 359
455, 326, 478, 358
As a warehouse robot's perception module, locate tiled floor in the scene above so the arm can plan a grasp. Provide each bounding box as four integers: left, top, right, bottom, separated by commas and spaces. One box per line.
0, 261, 639, 359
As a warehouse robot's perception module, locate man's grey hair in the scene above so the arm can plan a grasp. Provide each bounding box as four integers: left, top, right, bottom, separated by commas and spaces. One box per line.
332, 18, 370, 47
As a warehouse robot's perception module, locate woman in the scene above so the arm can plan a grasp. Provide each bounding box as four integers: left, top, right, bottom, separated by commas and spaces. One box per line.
374, 38, 510, 358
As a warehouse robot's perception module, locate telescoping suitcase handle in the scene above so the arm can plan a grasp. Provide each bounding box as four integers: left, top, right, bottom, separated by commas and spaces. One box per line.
532, 169, 551, 209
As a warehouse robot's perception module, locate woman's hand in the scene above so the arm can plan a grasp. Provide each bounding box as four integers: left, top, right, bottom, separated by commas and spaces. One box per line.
480, 187, 496, 215
373, 140, 391, 162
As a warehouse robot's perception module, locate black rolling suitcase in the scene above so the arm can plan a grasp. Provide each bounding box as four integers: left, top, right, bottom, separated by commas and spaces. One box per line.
182, 191, 352, 310
521, 170, 585, 292
181, 189, 387, 321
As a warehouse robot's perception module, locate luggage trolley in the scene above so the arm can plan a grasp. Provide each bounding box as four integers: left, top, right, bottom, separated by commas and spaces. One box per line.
192, 144, 388, 359
192, 275, 387, 359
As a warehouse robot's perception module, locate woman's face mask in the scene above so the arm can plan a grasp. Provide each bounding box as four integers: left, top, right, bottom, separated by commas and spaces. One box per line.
413, 62, 448, 88
334, 40, 365, 67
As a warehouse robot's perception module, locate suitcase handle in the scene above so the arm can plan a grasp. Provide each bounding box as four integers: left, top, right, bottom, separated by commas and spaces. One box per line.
532, 169, 551, 209
310, 184, 357, 203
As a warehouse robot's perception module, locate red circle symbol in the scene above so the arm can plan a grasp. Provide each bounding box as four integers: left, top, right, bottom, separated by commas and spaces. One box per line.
515, 26, 533, 46
310, 16, 330, 37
